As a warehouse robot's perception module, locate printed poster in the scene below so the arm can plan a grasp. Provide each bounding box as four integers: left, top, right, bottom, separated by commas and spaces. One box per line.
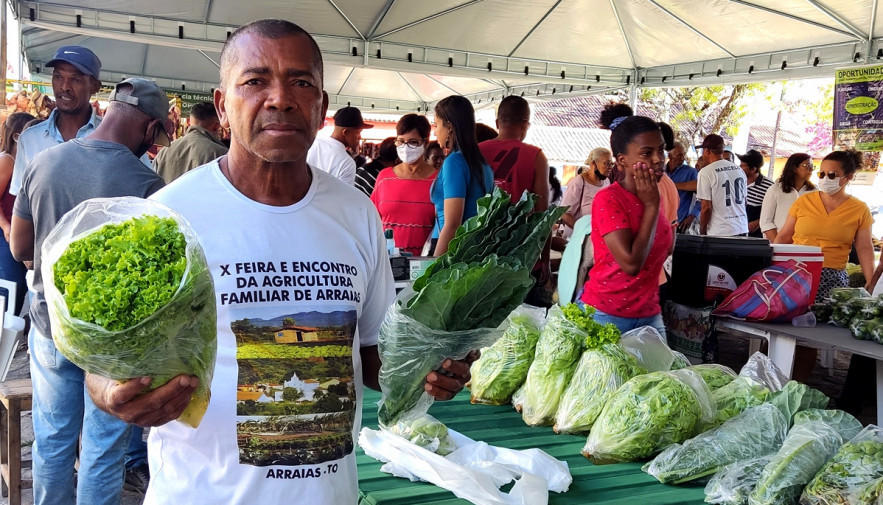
833, 64, 883, 184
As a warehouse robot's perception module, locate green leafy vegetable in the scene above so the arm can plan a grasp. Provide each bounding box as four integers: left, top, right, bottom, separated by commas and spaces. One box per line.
520, 305, 585, 426
560, 303, 621, 348
470, 307, 544, 405
582, 369, 713, 464
46, 208, 216, 428
749, 409, 862, 505
801, 426, 883, 505
766, 380, 829, 427
377, 189, 566, 428
388, 413, 457, 456
829, 287, 870, 303
705, 376, 770, 429
554, 343, 646, 434
687, 364, 737, 391
704, 455, 773, 505
670, 351, 692, 370
644, 403, 787, 485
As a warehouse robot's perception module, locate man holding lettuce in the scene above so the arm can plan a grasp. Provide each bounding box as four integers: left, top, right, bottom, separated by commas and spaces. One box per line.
86, 19, 472, 505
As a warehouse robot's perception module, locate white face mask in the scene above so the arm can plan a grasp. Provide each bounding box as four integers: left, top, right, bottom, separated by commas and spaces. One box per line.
396, 144, 425, 164
818, 176, 843, 195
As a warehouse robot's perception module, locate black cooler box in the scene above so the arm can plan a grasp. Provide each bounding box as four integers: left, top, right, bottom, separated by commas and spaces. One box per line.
669, 235, 773, 307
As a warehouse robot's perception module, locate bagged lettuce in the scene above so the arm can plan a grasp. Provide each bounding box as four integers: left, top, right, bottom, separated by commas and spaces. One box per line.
738, 353, 788, 392
519, 305, 586, 426
43, 197, 217, 428
688, 364, 737, 391
582, 369, 715, 464
553, 343, 646, 434
748, 409, 862, 505
644, 403, 787, 485
706, 376, 770, 429
704, 455, 773, 505
619, 326, 678, 372
801, 425, 883, 505
469, 306, 545, 405
671, 351, 692, 370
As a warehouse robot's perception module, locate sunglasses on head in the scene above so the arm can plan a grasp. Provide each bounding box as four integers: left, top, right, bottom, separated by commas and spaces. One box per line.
818, 170, 840, 180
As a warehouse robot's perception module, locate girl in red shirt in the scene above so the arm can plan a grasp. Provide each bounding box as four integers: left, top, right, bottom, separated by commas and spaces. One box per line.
579, 110, 673, 337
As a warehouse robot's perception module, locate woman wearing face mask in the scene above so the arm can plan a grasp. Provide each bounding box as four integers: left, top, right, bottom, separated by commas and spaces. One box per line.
579, 112, 673, 336
430, 96, 494, 256
775, 149, 877, 382
370, 114, 437, 255
559, 147, 613, 234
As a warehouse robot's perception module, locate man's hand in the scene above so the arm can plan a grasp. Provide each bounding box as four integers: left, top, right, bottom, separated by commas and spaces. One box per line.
424, 350, 480, 400
86, 373, 199, 427
677, 215, 695, 234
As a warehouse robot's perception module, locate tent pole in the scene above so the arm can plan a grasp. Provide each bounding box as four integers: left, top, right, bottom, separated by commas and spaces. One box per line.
628, 70, 638, 110
1, 0, 6, 98
867, 0, 879, 63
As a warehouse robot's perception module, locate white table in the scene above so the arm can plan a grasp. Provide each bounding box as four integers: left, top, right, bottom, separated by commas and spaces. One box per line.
716, 319, 883, 424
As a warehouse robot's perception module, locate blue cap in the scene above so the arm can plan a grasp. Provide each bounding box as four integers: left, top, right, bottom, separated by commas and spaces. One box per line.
46, 46, 101, 79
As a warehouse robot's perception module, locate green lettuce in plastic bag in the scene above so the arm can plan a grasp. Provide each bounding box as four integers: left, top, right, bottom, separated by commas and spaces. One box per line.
643, 403, 787, 485
801, 425, 883, 505
581, 369, 715, 464
748, 409, 862, 505
44, 198, 217, 428
469, 306, 545, 405
553, 343, 646, 434
705, 376, 770, 429
704, 455, 773, 505
688, 364, 737, 391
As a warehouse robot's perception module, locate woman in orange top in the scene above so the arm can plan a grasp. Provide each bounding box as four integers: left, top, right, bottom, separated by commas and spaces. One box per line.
775, 149, 876, 383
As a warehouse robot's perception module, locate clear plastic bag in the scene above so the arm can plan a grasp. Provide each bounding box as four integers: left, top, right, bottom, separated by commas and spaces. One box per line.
582, 369, 715, 464
704, 455, 773, 505
386, 413, 457, 456
520, 305, 586, 426
470, 306, 545, 405
738, 353, 788, 392
801, 425, 883, 505
377, 292, 506, 426
644, 403, 787, 485
43, 197, 217, 428
706, 376, 770, 430
687, 364, 738, 391
619, 326, 676, 372
748, 409, 862, 505
553, 343, 646, 434
670, 351, 692, 370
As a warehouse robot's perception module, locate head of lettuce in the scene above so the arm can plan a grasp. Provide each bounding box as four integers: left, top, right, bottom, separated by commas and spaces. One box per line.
43, 197, 217, 428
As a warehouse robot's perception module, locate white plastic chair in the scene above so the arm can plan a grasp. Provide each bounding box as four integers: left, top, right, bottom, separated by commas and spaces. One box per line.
0, 280, 25, 382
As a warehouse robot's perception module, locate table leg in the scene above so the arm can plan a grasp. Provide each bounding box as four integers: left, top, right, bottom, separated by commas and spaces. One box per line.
768, 335, 797, 378
877, 360, 882, 426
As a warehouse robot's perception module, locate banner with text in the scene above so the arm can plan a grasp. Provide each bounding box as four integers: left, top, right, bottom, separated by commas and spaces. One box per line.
834, 64, 883, 184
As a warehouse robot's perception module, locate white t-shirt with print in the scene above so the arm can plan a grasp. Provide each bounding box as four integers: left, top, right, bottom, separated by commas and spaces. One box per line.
306, 136, 357, 185
696, 159, 749, 236
145, 161, 395, 505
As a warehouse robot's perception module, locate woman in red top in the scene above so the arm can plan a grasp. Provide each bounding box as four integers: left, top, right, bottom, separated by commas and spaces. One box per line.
579, 108, 673, 337
370, 114, 437, 255
0, 112, 35, 315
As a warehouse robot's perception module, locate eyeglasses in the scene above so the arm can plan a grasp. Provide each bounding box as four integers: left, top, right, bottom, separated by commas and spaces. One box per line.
799, 162, 814, 170
394, 139, 424, 148
818, 170, 840, 180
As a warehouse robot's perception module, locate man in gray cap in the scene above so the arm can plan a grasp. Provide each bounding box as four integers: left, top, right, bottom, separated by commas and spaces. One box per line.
306, 106, 373, 184
9, 77, 166, 505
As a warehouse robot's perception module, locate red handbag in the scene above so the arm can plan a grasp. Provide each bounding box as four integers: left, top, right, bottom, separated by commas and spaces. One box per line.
712, 259, 813, 322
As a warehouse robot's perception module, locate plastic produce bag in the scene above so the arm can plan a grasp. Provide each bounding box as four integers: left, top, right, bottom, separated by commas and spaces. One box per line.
387, 413, 457, 456
688, 364, 738, 391
582, 369, 715, 464
704, 455, 773, 505
553, 343, 646, 434
670, 351, 692, 370
520, 305, 585, 426
359, 426, 572, 505
511, 385, 525, 412
43, 197, 216, 428
829, 287, 870, 303
644, 403, 787, 485
766, 381, 829, 427
377, 292, 505, 426
470, 306, 545, 405
801, 425, 883, 505
706, 376, 770, 429
748, 409, 862, 505
738, 353, 788, 392
619, 326, 677, 372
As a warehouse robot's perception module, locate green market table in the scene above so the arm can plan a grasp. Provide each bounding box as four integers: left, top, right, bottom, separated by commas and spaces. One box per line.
356, 389, 706, 505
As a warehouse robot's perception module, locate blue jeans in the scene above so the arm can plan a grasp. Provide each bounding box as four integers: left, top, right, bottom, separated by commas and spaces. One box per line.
592, 309, 667, 340
0, 233, 26, 315
29, 327, 131, 505
125, 427, 147, 469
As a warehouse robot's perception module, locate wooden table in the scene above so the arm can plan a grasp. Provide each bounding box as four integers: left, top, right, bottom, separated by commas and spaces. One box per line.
715, 319, 883, 424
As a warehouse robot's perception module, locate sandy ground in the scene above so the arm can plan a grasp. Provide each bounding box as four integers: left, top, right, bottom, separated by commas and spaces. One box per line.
0, 330, 875, 504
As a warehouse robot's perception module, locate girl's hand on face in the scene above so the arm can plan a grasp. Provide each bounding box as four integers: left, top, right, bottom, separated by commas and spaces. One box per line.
634, 162, 659, 208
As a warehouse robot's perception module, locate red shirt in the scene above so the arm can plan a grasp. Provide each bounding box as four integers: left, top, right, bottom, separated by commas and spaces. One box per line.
479, 139, 541, 202
370, 167, 437, 255
580, 183, 673, 318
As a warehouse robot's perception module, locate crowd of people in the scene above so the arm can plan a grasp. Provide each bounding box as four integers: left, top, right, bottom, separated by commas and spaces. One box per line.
0, 16, 878, 505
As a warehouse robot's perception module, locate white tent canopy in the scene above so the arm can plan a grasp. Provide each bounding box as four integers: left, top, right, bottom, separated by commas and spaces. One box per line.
12, 0, 881, 112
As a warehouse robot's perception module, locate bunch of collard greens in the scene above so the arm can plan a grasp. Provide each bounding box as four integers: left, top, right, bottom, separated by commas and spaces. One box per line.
554, 342, 645, 434
377, 189, 566, 427
801, 425, 883, 505
705, 455, 774, 505
644, 403, 787, 485
469, 306, 544, 405
766, 381, 830, 427
47, 211, 216, 428
748, 409, 862, 505
582, 369, 714, 464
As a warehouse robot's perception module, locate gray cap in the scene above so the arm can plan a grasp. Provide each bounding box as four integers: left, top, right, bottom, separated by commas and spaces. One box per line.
108, 77, 171, 146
